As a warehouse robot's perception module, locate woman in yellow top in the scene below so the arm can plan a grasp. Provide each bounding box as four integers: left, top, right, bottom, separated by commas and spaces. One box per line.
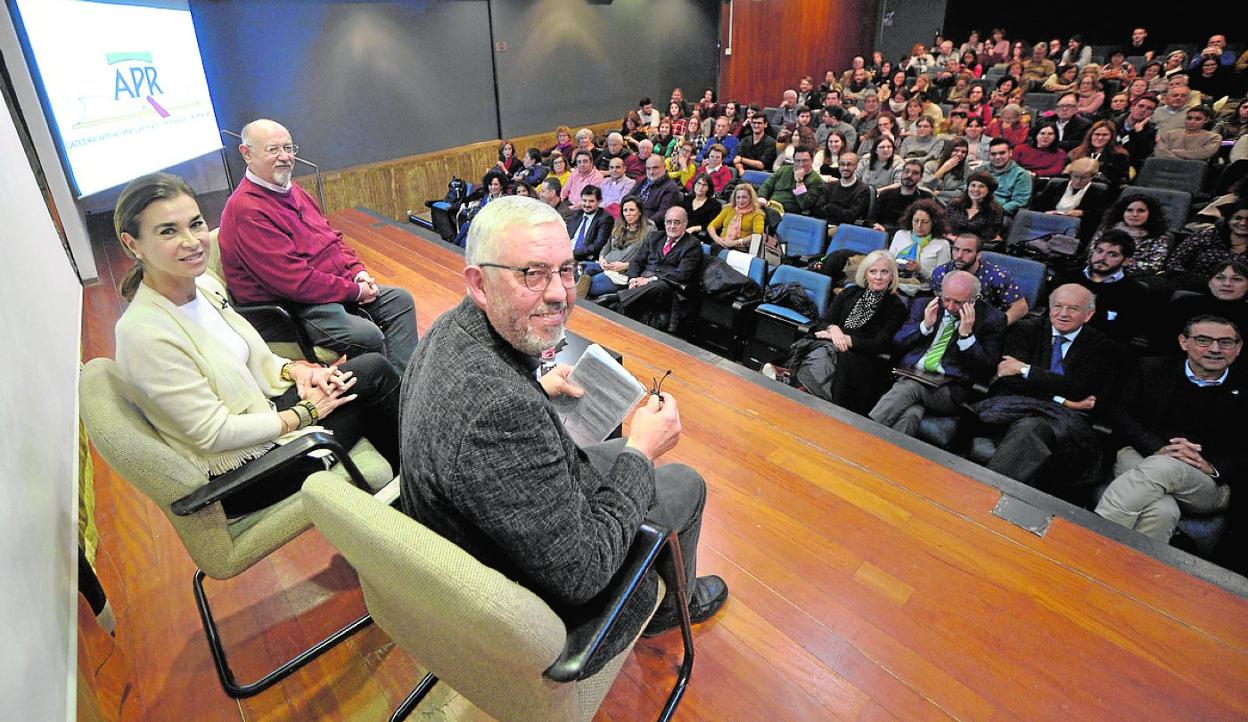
708, 183, 766, 253
666, 141, 698, 187
549, 152, 571, 190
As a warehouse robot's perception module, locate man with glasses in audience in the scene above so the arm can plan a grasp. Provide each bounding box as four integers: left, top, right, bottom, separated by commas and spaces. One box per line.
734, 114, 778, 174
218, 118, 419, 371
1043, 93, 1092, 152
758, 144, 825, 215
617, 206, 704, 333
696, 116, 740, 164
979, 284, 1121, 489
1096, 315, 1245, 545
869, 270, 1007, 437
400, 197, 727, 674
633, 154, 682, 224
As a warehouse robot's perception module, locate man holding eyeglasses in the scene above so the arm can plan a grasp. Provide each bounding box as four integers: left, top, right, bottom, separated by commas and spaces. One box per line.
400, 197, 727, 672
1096, 315, 1245, 544
218, 118, 418, 372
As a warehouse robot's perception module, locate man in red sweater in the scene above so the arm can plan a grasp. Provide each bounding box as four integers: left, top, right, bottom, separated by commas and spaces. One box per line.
218, 119, 418, 371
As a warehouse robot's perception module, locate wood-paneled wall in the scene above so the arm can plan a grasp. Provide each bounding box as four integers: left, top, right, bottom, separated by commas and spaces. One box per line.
293, 121, 620, 221
718, 0, 882, 107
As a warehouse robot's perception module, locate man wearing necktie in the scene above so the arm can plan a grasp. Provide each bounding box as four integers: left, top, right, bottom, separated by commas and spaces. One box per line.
981, 284, 1123, 489
870, 270, 1007, 436
616, 206, 703, 333
564, 185, 612, 262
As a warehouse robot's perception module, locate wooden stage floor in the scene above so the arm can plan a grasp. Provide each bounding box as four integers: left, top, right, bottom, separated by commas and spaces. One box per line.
78, 207, 1248, 721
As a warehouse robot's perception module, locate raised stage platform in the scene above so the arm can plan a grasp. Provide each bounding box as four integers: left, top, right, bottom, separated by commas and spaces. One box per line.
78, 206, 1248, 721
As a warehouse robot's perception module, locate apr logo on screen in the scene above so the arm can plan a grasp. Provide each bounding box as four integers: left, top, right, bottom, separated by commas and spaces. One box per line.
108, 51, 170, 118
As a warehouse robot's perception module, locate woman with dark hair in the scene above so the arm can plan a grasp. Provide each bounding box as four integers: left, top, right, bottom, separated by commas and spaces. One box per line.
112, 173, 400, 516
888, 199, 951, 286
512, 147, 549, 187
960, 50, 983, 79
922, 137, 970, 202
511, 180, 535, 198
1060, 35, 1092, 69
667, 101, 688, 137
944, 171, 1004, 243
768, 250, 908, 413
1013, 124, 1067, 176
964, 116, 992, 167
814, 130, 849, 181
578, 195, 655, 298
1067, 119, 1131, 186
666, 141, 698, 187
1043, 64, 1080, 95
858, 111, 898, 155
548, 152, 570, 189
1141, 61, 1167, 93
620, 110, 649, 149
495, 140, 521, 176
1162, 258, 1248, 342
1092, 192, 1172, 276
965, 85, 993, 126
680, 172, 722, 237
899, 116, 945, 163
1213, 100, 1248, 141
652, 117, 680, 158
1188, 56, 1234, 104
698, 88, 718, 118
856, 136, 903, 187
1168, 201, 1248, 283
898, 97, 926, 136
683, 105, 711, 149
867, 50, 887, 78
721, 99, 743, 135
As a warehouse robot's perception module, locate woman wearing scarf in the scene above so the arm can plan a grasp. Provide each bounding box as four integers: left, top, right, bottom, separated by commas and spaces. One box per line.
888, 199, 952, 293
766, 251, 907, 414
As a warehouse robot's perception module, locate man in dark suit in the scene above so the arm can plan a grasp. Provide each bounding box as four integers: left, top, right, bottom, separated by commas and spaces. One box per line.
1054, 230, 1149, 349
631, 154, 682, 225
399, 197, 727, 674
1034, 92, 1092, 152
869, 270, 1008, 436
565, 184, 612, 262
618, 206, 704, 333
980, 284, 1123, 486
1096, 315, 1245, 543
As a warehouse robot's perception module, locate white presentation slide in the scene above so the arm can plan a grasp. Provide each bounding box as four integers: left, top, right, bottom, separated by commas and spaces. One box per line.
14, 0, 222, 197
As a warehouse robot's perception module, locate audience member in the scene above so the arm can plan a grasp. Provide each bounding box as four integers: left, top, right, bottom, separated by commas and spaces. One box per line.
495, 140, 522, 177
115, 172, 400, 516
869, 270, 1007, 436
1031, 158, 1111, 243
1043, 92, 1093, 152
758, 144, 824, 215
979, 284, 1121, 487
886, 198, 950, 287
1054, 230, 1148, 346
816, 104, 858, 153
549, 152, 571, 189
538, 176, 574, 221
987, 104, 1029, 148
773, 252, 908, 413
637, 97, 661, 130
964, 117, 993, 167
930, 233, 1028, 323
681, 173, 722, 237
1067, 119, 1132, 187
632, 154, 682, 225
734, 114, 779, 174
1162, 260, 1248, 345
872, 161, 936, 234
944, 171, 1004, 243
1125, 27, 1159, 63
1013, 125, 1069, 176
600, 157, 636, 211
1043, 65, 1081, 96
900, 116, 947, 163
544, 125, 575, 161
985, 138, 1032, 215
619, 206, 704, 332
1153, 84, 1196, 135
512, 148, 549, 188
856, 136, 903, 188
699, 184, 760, 255
561, 149, 606, 202
1155, 105, 1223, 160
219, 119, 418, 372
579, 196, 654, 299
1168, 202, 1248, 284
565, 185, 613, 262
817, 153, 871, 225
1075, 74, 1106, 116
689, 143, 732, 195
814, 131, 851, 182
1095, 315, 1243, 544
666, 142, 698, 188
1113, 93, 1160, 171
1094, 192, 1172, 277
696, 116, 740, 164
922, 137, 971, 202
652, 117, 680, 158
401, 197, 726, 665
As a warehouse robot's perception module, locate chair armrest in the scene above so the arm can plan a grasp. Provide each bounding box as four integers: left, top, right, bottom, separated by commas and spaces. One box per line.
171, 431, 364, 516
731, 298, 763, 314
544, 522, 671, 682
233, 302, 321, 362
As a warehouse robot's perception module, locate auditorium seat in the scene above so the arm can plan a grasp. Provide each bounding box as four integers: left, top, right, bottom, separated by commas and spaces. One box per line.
981, 251, 1047, 309
742, 265, 832, 369
1137, 157, 1208, 198
776, 213, 828, 262
1004, 209, 1081, 249
302, 474, 693, 722
827, 223, 887, 255
1023, 92, 1058, 114
692, 250, 767, 359
740, 169, 771, 189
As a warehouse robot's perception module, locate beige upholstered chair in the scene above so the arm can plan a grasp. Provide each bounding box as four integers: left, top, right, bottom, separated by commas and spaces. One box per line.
79, 357, 394, 697
205, 228, 339, 363
301, 473, 694, 722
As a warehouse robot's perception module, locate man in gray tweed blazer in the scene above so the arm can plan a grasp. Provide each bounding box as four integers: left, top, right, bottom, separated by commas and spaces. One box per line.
399, 196, 727, 676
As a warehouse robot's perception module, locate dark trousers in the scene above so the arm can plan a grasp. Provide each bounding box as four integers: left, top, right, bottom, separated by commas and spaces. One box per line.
583, 439, 704, 610
618, 279, 678, 332
220, 352, 402, 516
986, 415, 1058, 486
252, 285, 419, 373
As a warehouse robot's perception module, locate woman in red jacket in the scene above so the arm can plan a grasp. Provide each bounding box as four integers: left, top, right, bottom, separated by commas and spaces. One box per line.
1013, 124, 1068, 176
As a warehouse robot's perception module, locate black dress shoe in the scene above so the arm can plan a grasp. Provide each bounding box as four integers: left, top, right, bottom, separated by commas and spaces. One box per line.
641, 574, 728, 637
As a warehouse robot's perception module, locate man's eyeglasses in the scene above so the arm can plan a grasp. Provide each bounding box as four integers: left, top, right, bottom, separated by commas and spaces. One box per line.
252, 143, 299, 156
479, 262, 582, 291
651, 370, 672, 398
1188, 335, 1241, 350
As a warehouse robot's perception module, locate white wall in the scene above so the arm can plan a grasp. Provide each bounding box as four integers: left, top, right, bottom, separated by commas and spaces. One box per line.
0, 75, 83, 721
